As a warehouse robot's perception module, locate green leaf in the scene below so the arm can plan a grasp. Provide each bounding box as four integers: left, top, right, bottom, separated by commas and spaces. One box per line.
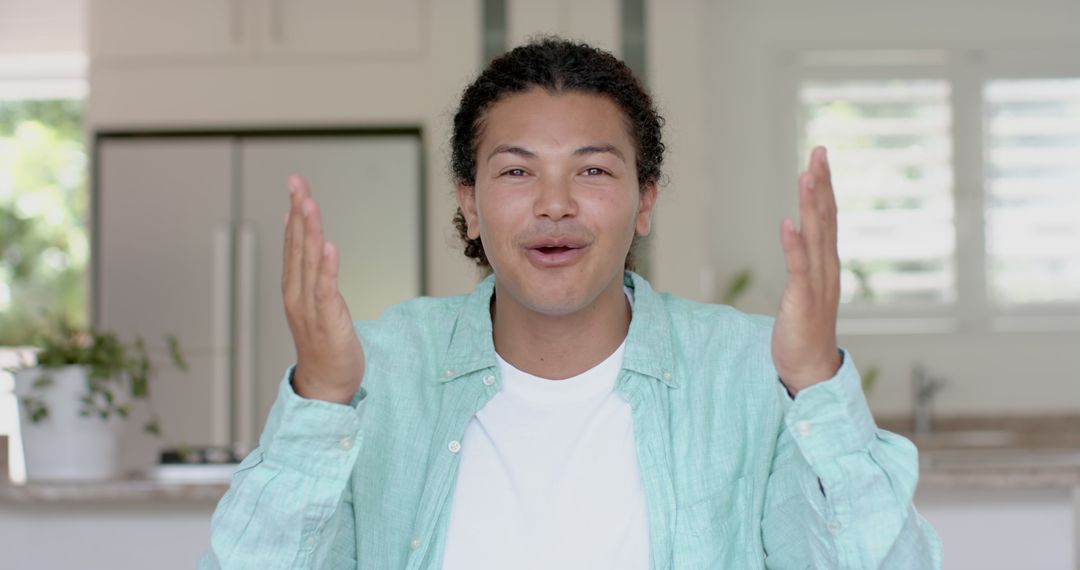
31, 375, 54, 389
131, 375, 148, 398
20, 396, 49, 424
862, 366, 879, 394
721, 270, 753, 306
167, 335, 188, 372
143, 420, 161, 436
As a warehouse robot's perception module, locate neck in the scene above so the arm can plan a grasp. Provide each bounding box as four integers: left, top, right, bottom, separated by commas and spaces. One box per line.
491, 274, 631, 380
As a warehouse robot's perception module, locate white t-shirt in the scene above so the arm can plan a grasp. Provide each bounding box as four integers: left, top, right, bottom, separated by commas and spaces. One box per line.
441, 288, 649, 570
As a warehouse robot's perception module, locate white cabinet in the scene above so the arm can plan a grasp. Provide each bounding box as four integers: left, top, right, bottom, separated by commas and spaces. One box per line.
90, 0, 424, 61
90, 0, 249, 59
96, 132, 423, 471
916, 486, 1076, 569
262, 0, 423, 57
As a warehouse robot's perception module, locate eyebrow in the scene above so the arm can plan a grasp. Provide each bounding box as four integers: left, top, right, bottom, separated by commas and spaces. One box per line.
486, 144, 626, 163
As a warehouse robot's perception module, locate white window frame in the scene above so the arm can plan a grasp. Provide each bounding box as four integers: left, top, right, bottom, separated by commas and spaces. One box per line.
775, 48, 1080, 335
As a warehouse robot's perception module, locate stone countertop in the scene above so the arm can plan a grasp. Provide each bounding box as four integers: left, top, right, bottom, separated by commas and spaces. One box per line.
4, 415, 1080, 503
0, 476, 229, 504
879, 414, 1080, 490
917, 464, 1080, 490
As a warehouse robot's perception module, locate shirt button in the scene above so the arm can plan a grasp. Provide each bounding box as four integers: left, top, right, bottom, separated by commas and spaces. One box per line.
409, 536, 422, 550
828, 519, 843, 533
305, 536, 317, 549
662, 371, 672, 381
339, 437, 352, 450
448, 440, 461, 454
444, 369, 455, 378
796, 420, 813, 435
482, 374, 495, 386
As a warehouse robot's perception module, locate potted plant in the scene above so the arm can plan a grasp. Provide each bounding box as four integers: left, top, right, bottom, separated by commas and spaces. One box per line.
5, 313, 187, 482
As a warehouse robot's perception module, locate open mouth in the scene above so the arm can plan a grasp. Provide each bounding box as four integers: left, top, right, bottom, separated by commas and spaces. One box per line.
536, 246, 574, 255
525, 243, 586, 268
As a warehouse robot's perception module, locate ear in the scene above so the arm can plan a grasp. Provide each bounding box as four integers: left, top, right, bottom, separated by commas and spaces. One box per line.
635, 181, 658, 236
455, 182, 481, 239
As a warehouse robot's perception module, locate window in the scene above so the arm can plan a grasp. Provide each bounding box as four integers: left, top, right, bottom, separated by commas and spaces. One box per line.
0, 54, 88, 343
985, 79, 1080, 306
799, 79, 955, 306
791, 51, 1080, 330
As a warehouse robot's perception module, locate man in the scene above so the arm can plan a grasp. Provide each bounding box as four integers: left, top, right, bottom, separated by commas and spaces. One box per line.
200, 37, 942, 569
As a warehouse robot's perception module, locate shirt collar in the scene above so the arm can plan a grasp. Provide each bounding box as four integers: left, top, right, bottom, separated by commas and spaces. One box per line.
437, 271, 678, 388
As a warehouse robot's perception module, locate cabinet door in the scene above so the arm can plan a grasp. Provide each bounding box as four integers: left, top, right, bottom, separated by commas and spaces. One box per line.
260, 0, 424, 57
97, 138, 235, 472
239, 135, 422, 443
90, 0, 250, 60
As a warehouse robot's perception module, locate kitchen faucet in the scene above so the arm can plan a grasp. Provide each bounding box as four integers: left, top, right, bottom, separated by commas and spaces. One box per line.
912, 363, 946, 435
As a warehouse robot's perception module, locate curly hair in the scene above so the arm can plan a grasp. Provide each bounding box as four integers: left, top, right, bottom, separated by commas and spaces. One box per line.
450, 36, 666, 271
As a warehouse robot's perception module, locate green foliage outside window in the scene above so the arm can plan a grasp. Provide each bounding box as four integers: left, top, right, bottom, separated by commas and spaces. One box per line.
0, 99, 88, 345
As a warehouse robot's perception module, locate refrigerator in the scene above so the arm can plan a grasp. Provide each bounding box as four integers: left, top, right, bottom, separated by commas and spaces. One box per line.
93, 130, 423, 473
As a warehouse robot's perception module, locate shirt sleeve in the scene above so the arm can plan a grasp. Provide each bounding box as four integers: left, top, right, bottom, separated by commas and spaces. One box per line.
761, 348, 943, 569
198, 363, 367, 569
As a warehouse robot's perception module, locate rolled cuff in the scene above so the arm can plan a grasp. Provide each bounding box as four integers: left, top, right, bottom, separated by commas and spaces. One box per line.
262, 364, 368, 479
783, 348, 877, 468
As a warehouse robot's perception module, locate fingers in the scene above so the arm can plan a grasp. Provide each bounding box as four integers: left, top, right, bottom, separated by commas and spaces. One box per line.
315, 241, 342, 324
791, 147, 841, 298
298, 181, 325, 320
282, 176, 306, 313
780, 217, 811, 283
810, 147, 841, 300
797, 169, 824, 265
281, 174, 346, 340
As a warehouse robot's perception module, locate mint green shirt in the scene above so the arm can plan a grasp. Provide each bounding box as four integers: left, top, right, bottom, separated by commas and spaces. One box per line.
200, 271, 942, 569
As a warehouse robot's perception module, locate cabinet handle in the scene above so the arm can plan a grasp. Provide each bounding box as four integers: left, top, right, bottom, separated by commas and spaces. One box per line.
236, 223, 257, 449
230, 0, 245, 45
212, 225, 232, 446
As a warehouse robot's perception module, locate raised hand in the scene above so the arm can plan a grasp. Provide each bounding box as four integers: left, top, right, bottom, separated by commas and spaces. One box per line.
282, 175, 365, 404
772, 146, 843, 396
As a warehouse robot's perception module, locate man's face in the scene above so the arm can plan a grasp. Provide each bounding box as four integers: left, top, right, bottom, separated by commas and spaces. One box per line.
456, 87, 657, 317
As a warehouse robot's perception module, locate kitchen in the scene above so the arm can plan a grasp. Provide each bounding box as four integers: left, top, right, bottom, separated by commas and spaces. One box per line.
1, 0, 1079, 568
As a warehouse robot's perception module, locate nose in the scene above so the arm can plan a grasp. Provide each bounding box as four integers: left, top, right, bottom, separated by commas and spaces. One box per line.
532, 176, 577, 221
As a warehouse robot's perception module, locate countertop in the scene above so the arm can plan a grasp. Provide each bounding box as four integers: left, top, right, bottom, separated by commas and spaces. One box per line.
0, 476, 229, 504
4, 415, 1078, 503
881, 414, 1080, 490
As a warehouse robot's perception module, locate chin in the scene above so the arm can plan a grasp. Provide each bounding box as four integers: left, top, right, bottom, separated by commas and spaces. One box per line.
494, 266, 586, 315
515, 274, 629, 323
521, 281, 591, 315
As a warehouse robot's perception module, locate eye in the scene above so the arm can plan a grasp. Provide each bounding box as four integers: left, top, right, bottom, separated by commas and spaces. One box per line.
501, 168, 528, 177
582, 167, 609, 176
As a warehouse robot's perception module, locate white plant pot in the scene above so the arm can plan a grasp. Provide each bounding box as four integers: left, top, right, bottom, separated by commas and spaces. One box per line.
13, 364, 124, 482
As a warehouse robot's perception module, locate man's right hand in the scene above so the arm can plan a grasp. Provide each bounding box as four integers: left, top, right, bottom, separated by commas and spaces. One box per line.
281, 175, 365, 405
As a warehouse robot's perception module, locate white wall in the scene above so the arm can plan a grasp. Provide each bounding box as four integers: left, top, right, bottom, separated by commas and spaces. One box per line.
0, 0, 83, 54
649, 0, 1080, 416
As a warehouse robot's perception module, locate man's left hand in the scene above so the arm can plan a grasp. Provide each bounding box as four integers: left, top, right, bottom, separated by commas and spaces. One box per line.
772, 146, 843, 396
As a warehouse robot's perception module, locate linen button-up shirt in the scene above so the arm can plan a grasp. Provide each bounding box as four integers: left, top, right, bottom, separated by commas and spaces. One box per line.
200, 271, 942, 569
